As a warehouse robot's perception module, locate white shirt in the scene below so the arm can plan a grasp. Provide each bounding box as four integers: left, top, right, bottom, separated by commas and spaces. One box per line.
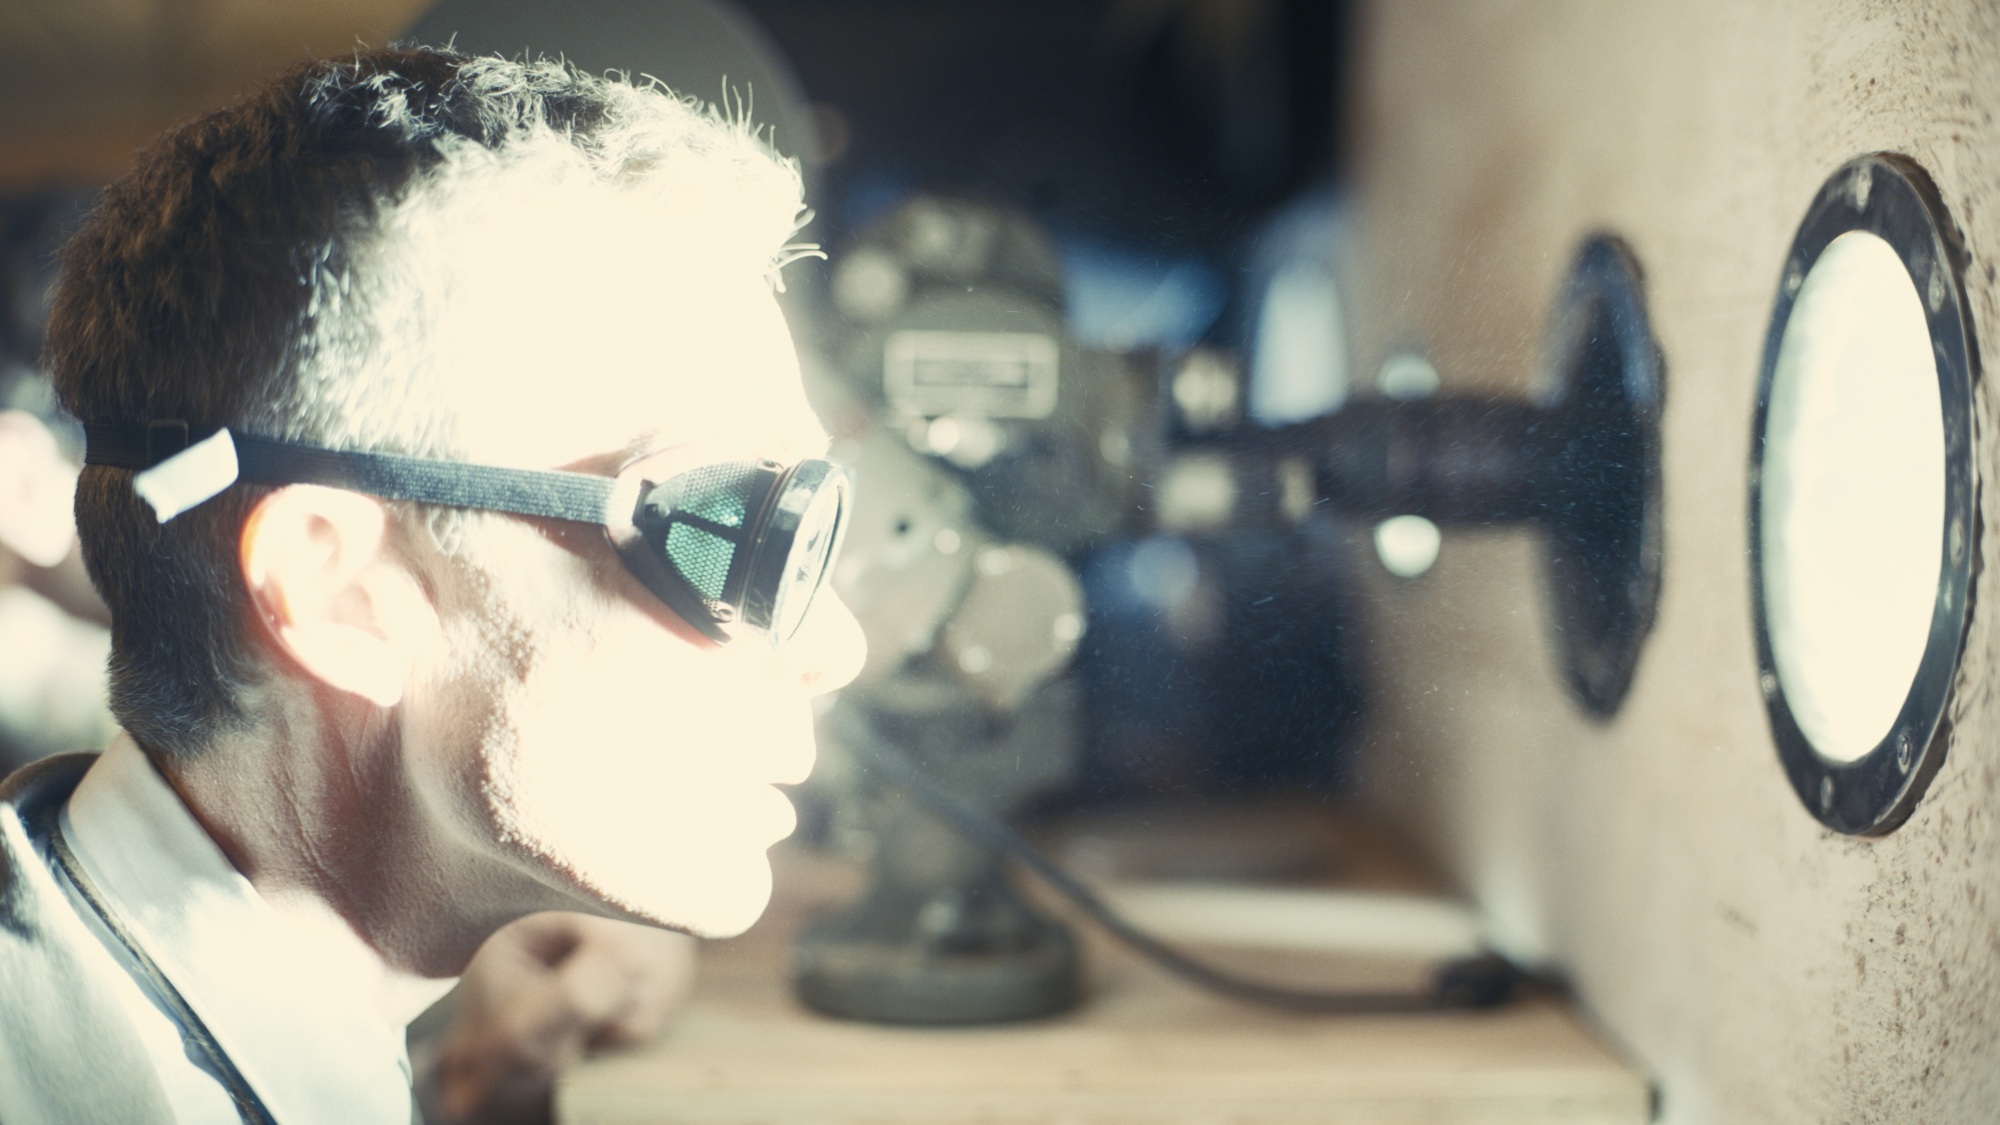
47, 736, 418, 1124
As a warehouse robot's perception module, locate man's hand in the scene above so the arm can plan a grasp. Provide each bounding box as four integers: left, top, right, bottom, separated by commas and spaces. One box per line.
428, 912, 697, 1125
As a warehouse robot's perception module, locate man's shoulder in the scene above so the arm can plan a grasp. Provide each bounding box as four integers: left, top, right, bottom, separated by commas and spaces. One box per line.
0, 750, 177, 1125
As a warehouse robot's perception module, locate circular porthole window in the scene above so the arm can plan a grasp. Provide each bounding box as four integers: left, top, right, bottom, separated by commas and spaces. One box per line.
1540, 236, 1666, 719
1750, 154, 1978, 835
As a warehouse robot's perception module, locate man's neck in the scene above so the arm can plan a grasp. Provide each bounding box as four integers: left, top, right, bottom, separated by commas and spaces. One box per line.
159, 689, 576, 1021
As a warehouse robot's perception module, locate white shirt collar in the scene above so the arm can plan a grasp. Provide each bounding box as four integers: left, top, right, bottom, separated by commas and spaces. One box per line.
60, 734, 416, 1125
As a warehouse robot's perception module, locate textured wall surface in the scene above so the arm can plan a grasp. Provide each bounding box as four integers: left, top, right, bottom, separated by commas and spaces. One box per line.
1339, 3, 2000, 1122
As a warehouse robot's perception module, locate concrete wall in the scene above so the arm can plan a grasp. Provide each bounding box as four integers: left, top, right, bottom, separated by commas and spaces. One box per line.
1339, 3, 2000, 1121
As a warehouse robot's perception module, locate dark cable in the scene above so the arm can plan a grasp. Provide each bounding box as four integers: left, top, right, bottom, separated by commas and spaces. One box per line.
848, 731, 1522, 1014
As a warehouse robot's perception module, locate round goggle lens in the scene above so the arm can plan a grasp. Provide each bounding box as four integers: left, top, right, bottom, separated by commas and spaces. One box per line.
773, 482, 846, 641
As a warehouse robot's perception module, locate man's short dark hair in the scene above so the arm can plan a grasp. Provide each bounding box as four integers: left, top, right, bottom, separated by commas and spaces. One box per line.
46, 47, 803, 762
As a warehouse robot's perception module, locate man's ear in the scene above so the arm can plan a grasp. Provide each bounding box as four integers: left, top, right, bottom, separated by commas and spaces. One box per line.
240, 485, 440, 708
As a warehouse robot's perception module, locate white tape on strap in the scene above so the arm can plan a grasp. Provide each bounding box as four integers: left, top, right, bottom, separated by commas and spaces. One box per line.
133, 428, 240, 523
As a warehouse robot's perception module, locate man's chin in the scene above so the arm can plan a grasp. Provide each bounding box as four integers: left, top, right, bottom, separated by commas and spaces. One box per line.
572, 841, 778, 940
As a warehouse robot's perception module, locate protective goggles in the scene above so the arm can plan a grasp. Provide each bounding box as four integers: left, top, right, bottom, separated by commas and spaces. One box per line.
84, 420, 850, 646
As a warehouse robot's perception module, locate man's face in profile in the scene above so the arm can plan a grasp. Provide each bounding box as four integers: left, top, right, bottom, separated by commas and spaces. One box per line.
395, 185, 861, 939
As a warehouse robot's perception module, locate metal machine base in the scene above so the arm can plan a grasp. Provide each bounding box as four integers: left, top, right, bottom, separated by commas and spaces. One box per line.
794, 867, 1080, 1025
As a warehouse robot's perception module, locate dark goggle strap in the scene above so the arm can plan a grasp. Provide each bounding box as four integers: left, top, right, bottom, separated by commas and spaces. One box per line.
83, 420, 615, 525
83, 420, 847, 647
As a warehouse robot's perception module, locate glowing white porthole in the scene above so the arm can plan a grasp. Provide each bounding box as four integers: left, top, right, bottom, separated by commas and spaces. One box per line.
1760, 230, 1943, 763
1750, 154, 1977, 835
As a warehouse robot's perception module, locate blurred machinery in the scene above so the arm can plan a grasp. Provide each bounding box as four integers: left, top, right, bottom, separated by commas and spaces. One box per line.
797, 198, 1155, 1022
789, 198, 1664, 1023
1167, 236, 1665, 716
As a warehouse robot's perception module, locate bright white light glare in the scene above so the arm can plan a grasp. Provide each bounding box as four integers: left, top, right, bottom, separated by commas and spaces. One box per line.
920, 413, 1006, 469
406, 153, 823, 471
1250, 260, 1349, 423
0, 411, 81, 566
1171, 350, 1243, 431
1373, 514, 1441, 578
1155, 454, 1237, 532
1377, 351, 1441, 400
1762, 230, 1944, 763
475, 519, 825, 940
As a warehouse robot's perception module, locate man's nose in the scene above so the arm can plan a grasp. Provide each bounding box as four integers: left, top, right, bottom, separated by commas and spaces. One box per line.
781, 591, 866, 696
